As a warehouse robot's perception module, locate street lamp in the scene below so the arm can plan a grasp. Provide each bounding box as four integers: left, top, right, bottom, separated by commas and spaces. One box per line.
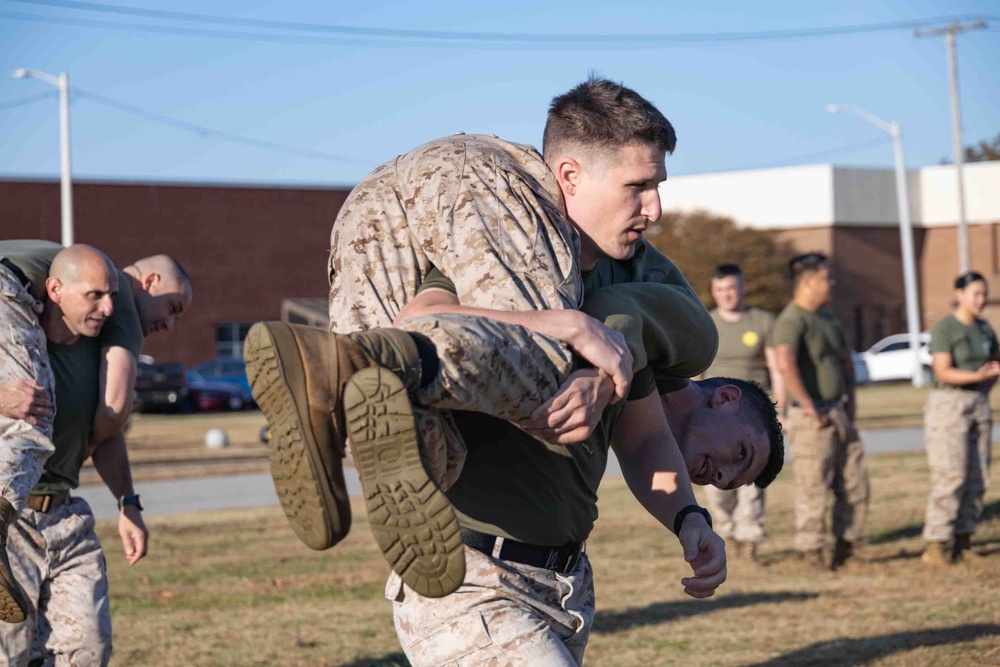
827, 103, 924, 387
12, 67, 74, 247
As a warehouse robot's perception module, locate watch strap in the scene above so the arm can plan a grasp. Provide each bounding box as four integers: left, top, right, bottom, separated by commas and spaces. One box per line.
674, 504, 712, 535
118, 494, 143, 511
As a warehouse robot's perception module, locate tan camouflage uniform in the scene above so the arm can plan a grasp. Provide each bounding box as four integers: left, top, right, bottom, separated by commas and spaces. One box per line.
0, 264, 55, 512
331, 134, 597, 664
387, 548, 594, 666
0, 497, 110, 666
328, 134, 582, 490
704, 484, 766, 544
786, 405, 869, 552
922, 388, 992, 542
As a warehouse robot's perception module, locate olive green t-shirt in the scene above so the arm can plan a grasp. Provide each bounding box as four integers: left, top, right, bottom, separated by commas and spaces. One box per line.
0, 239, 63, 302
706, 307, 776, 389
34, 272, 143, 493
420, 240, 712, 544
929, 314, 999, 390
771, 303, 848, 403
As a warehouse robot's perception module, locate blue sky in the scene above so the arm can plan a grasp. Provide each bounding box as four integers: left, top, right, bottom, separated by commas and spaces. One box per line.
1, 0, 998, 186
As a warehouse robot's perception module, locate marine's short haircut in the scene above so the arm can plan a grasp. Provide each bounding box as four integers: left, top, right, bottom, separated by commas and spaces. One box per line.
712, 263, 743, 280
542, 76, 677, 162
788, 252, 828, 285
954, 270, 986, 291
700, 376, 784, 489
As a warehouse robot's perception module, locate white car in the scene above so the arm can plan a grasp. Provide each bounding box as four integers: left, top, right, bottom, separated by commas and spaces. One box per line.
855, 333, 932, 384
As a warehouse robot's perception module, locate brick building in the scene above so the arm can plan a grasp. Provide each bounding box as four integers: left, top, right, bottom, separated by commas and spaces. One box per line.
660, 160, 1000, 349
1, 159, 997, 364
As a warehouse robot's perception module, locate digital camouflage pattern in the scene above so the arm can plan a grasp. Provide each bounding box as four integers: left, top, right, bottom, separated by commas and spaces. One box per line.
786, 405, 869, 552
0, 265, 55, 513
704, 484, 766, 544
387, 547, 594, 666
0, 497, 111, 666
922, 389, 992, 542
328, 134, 581, 490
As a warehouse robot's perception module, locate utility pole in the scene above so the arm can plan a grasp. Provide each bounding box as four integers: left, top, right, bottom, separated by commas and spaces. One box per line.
916, 19, 986, 275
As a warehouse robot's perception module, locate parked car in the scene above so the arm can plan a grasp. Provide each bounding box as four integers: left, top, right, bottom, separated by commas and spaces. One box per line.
191, 357, 255, 406
185, 369, 247, 412
855, 333, 933, 384
134, 362, 188, 413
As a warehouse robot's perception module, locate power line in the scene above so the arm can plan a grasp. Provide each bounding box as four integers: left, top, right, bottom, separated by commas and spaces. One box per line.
5, 1, 996, 46
0, 90, 59, 112
71, 88, 372, 167
738, 136, 893, 171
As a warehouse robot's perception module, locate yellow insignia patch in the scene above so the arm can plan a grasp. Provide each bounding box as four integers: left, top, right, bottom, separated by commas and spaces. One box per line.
742, 331, 760, 348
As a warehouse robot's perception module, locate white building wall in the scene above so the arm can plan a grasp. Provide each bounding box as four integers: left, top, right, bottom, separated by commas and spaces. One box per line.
659, 160, 998, 229
919, 161, 1000, 226
658, 164, 834, 229
831, 167, 921, 226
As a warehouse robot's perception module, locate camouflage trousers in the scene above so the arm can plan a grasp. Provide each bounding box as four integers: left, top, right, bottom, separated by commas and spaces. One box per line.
786, 405, 870, 552
922, 389, 992, 542
328, 134, 581, 490
704, 484, 766, 544
387, 547, 595, 666
0, 497, 111, 667
0, 265, 55, 513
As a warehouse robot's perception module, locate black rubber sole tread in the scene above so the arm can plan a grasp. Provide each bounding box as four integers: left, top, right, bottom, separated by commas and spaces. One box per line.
344, 366, 465, 598
244, 323, 347, 551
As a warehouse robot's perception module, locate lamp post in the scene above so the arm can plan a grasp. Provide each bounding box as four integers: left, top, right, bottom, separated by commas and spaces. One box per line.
12, 68, 74, 247
827, 104, 924, 386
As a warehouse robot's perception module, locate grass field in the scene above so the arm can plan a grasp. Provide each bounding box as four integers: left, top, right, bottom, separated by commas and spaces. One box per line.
97, 445, 1000, 666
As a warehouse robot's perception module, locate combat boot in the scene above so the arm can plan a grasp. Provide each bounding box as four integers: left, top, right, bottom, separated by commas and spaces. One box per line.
952, 534, 980, 561
0, 498, 29, 623
920, 540, 952, 567
737, 541, 762, 565
244, 322, 465, 598
831, 538, 854, 570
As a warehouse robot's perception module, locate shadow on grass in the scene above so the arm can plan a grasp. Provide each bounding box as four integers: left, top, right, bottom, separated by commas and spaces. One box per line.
741, 624, 1000, 666
867, 498, 1000, 547
337, 653, 410, 667
594, 591, 817, 635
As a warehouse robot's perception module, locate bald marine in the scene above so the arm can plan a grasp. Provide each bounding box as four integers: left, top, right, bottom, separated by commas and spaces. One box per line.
43, 244, 118, 342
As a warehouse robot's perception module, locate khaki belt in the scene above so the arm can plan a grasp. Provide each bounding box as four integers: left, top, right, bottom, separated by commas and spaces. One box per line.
25, 491, 69, 513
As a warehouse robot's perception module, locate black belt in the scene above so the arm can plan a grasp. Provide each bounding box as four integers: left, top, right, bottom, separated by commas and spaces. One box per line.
0, 258, 30, 289
461, 528, 583, 574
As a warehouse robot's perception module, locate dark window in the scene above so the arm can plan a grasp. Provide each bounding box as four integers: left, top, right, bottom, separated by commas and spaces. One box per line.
215, 322, 256, 359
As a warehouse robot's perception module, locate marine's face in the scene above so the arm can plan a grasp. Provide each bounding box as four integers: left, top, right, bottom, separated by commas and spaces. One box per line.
957, 280, 988, 316
806, 266, 833, 305
137, 274, 191, 336
566, 143, 666, 267
52, 265, 117, 338
674, 386, 770, 489
711, 275, 743, 313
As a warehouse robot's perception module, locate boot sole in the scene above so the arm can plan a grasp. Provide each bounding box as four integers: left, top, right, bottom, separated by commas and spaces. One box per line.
344, 367, 465, 598
0, 570, 27, 623
244, 323, 350, 550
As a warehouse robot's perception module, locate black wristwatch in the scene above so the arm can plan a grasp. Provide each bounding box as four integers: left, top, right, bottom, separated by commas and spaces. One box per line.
674, 504, 712, 536
118, 494, 144, 511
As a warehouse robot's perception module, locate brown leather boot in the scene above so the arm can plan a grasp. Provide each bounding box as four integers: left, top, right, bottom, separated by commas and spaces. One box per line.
244, 322, 465, 598
921, 540, 952, 567
0, 499, 29, 623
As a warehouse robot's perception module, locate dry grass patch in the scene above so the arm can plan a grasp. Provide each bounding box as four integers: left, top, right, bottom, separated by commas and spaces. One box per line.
99, 446, 999, 666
